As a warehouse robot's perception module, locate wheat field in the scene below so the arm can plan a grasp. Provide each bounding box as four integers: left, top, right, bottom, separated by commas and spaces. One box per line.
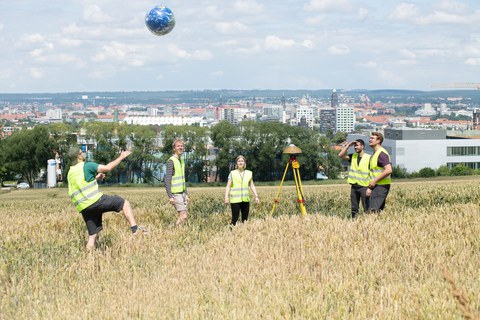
0, 179, 479, 319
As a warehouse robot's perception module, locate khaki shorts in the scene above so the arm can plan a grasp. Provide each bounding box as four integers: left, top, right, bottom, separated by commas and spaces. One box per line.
172, 193, 188, 212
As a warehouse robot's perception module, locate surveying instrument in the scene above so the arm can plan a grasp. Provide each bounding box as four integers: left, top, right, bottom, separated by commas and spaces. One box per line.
271, 144, 307, 216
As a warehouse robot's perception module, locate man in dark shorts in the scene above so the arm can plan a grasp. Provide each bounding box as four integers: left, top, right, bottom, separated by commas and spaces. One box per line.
67, 147, 146, 250
366, 132, 393, 213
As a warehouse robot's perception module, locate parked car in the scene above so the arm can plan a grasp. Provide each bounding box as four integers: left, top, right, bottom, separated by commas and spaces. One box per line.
17, 182, 30, 189
316, 172, 328, 180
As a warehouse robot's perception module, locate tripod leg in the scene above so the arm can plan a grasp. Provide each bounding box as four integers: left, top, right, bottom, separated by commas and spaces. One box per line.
271, 162, 290, 215
293, 167, 307, 216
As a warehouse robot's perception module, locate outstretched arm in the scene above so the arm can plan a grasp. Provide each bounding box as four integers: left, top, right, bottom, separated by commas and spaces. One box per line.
97, 150, 131, 173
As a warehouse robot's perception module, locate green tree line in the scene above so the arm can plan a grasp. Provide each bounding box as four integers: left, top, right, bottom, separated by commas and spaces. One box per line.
0, 121, 344, 186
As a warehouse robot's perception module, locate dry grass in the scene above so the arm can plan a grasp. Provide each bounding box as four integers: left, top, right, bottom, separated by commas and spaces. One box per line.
0, 179, 479, 319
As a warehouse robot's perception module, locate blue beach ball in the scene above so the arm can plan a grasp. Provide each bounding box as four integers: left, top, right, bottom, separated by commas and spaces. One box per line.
145, 6, 175, 36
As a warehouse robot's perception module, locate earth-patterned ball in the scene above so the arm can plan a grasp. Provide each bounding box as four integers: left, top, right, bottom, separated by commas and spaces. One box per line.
145, 6, 175, 36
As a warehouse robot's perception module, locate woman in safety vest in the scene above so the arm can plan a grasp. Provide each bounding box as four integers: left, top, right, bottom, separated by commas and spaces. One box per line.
224, 155, 259, 225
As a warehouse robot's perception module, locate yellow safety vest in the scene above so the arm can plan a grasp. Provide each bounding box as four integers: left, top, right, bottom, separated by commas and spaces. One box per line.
169, 156, 185, 193
370, 147, 391, 185
68, 162, 103, 212
347, 153, 371, 186
229, 169, 252, 203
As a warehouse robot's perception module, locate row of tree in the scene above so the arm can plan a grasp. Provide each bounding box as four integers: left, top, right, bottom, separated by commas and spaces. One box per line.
0, 121, 346, 186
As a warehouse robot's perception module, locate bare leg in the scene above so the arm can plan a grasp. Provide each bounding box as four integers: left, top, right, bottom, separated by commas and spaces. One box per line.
176, 211, 187, 226
122, 200, 137, 227
86, 233, 98, 250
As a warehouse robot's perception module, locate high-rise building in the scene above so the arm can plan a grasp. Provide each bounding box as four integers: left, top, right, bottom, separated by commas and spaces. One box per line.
331, 89, 339, 108
319, 108, 336, 133
335, 105, 355, 133
296, 106, 314, 128
473, 109, 480, 130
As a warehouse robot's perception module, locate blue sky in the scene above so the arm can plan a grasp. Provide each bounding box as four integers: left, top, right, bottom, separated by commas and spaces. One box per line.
1, 0, 480, 93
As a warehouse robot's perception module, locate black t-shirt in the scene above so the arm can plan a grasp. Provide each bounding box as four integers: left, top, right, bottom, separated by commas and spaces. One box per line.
348, 153, 362, 166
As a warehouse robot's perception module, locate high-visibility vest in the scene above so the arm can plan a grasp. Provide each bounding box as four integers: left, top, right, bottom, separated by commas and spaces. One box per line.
169, 156, 185, 193
370, 147, 391, 185
68, 162, 102, 212
229, 169, 252, 203
347, 153, 371, 186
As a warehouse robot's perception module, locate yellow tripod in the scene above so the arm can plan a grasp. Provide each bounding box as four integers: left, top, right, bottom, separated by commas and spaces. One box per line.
271, 144, 307, 216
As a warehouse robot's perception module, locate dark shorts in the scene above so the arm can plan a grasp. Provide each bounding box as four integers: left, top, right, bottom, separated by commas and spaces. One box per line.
81, 194, 125, 235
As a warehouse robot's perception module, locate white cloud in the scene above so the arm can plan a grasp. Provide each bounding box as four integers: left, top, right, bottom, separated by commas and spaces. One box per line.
418, 11, 469, 25
328, 44, 350, 55
465, 58, 480, 66
265, 36, 295, 50
162, 44, 213, 62
21, 34, 46, 46
434, 0, 468, 14
0, 23, 4, 32
215, 21, 249, 34
233, 0, 265, 14
305, 15, 326, 26
416, 49, 448, 58
29, 68, 43, 79
305, 0, 354, 13
464, 46, 480, 56
203, 5, 224, 19
377, 69, 405, 86
192, 50, 214, 61
92, 41, 144, 67
210, 70, 224, 78
357, 61, 378, 68
400, 49, 416, 59
388, 3, 419, 21
302, 39, 315, 49
30, 48, 45, 58
358, 8, 369, 20
88, 65, 116, 79
399, 60, 417, 66
59, 38, 83, 47
232, 44, 262, 55
83, 4, 113, 24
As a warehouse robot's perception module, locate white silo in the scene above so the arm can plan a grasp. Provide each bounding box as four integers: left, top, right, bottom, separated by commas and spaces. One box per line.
47, 159, 57, 187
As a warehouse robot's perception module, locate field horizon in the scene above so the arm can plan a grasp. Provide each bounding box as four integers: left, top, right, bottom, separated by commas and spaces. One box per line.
1, 179, 479, 319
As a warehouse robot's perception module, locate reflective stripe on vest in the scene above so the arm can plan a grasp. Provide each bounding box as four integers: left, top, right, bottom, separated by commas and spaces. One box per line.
369, 147, 391, 185
169, 156, 185, 193
229, 170, 252, 203
67, 162, 103, 212
347, 153, 371, 186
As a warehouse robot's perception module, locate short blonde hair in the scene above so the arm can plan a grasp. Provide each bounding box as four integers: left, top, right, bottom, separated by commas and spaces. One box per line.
172, 138, 184, 148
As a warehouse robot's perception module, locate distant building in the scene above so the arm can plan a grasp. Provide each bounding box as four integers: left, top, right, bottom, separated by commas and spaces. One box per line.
349, 128, 480, 173
46, 109, 62, 120
415, 103, 436, 116
319, 108, 336, 133
123, 115, 206, 126
331, 89, 339, 108
221, 107, 248, 125
474, 109, 480, 130
261, 104, 283, 122
335, 105, 355, 133
296, 106, 314, 128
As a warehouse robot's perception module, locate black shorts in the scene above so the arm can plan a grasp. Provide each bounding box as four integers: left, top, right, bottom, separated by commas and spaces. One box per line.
80, 194, 125, 235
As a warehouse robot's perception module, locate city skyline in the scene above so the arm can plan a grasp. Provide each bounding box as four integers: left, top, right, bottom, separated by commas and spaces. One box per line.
1, 0, 480, 93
